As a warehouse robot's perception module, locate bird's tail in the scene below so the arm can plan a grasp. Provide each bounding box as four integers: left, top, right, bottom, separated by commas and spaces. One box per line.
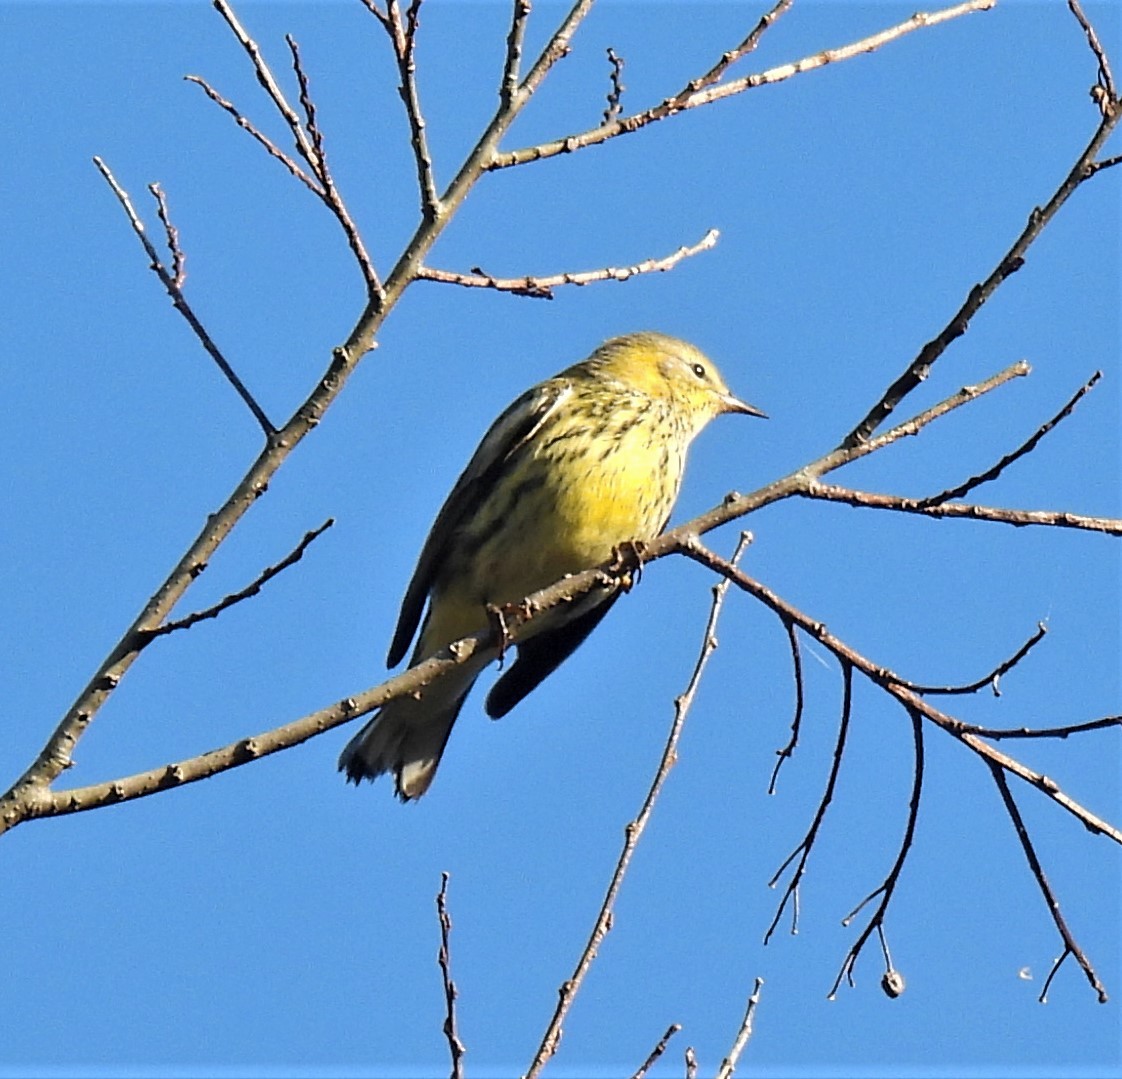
338, 661, 483, 800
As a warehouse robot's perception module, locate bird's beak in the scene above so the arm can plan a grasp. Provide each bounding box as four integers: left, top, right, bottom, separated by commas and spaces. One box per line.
720, 392, 768, 419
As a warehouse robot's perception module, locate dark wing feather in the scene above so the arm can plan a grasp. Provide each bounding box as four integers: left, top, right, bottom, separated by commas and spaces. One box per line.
386, 379, 572, 668
484, 593, 619, 718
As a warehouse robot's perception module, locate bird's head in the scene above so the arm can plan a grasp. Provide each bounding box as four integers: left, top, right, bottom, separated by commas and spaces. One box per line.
582, 331, 766, 432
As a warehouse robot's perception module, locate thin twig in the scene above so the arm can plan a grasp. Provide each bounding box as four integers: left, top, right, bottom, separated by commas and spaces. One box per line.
962, 716, 1122, 740
436, 872, 467, 1078
603, 48, 626, 124
714, 977, 765, 1079
1067, 0, 1116, 103
802, 485, 1122, 535
685, 0, 794, 93
523, 533, 752, 1079
500, 0, 532, 105
844, 63, 1121, 446
417, 229, 719, 298
684, 1046, 698, 1079
211, 0, 320, 173
915, 372, 1102, 508
92, 158, 275, 435
285, 34, 380, 291
896, 623, 1049, 697
629, 1024, 681, 1079
768, 618, 804, 793
135, 520, 334, 646
387, 0, 441, 220
491, 1, 994, 169
184, 74, 321, 192
680, 545, 1122, 851
989, 764, 1109, 1003
764, 662, 853, 944
828, 707, 924, 999
148, 183, 185, 287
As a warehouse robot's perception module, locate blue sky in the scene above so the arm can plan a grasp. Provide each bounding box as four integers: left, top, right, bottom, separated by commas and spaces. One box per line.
2, 1, 1119, 1076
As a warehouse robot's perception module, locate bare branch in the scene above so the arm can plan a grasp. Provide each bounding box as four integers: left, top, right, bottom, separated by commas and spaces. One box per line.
523, 533, 752, 1079
92, 158, 275, 436
500, 0, 532, 106
285, 34, 380, 291
384, 0, 441, 220
211, 0, 321, 174
491, 1, 994, 169
516, 1, 596, 103
357, 0, 391, 33
436, 872, 467, 1078
844, 85, 1121, 446
684, 0, 794, 94
417, 229, 719, 299
629, 1024, 681, 1079
897, 623, 1049, 697
806, 362, 1031, 482
989, 763, 1109, 1002
714, 977, 765, 1079
135, 520, 334, 647
677, 542, 1122, 849
184, 74, 321, 192
916, 371, 1102, 508
1067, 0, 1116, 104
802, 485, 1122, 536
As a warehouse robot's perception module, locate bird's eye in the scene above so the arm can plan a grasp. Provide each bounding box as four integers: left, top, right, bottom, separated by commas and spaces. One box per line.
691, 362, 708, 380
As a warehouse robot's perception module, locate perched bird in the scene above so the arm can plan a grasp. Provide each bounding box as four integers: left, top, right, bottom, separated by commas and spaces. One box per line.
340, 331, 765, 799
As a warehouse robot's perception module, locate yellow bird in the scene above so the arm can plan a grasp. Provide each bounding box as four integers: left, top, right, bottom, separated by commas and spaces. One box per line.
340, 331, 765, 799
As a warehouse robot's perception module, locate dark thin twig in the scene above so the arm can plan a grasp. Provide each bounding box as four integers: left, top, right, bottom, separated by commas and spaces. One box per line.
134, 520, 334, 647
92, 157, 275, 436
681, 542, 1120, 849
897, 623, 1048, 696
436, 872, 467, 1078
769, 617, 804, 793
629, 1024, 681, 1079
287, 35, 326, 176
988, 763, 1108, 1003
963, 716, 1122, 740
765, 663, 853, 944
828, 706, 924, 999
916, 372, 1101, 508
603, 47, 626, 124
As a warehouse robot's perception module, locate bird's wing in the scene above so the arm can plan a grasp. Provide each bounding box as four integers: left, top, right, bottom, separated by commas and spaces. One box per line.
484, 591, 619, 719
386, 378, 573, 668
